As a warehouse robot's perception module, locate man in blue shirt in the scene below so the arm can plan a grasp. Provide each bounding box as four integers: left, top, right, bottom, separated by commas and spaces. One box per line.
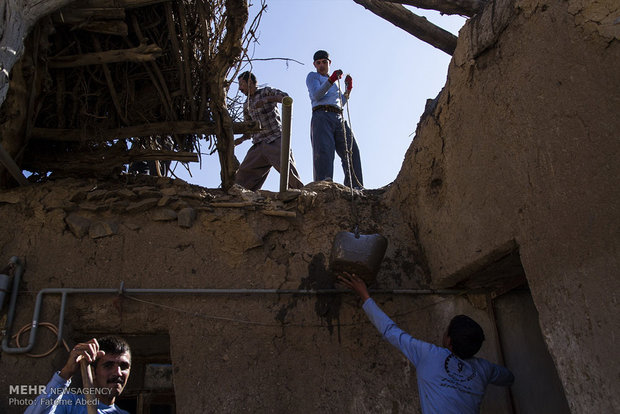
338, 272, 514, 414
306, 50, 363, 188
25, 336, 131, 414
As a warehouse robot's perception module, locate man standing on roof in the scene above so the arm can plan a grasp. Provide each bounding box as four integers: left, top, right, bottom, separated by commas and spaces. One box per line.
306, 50, 363, 189
234, 71, 304, 191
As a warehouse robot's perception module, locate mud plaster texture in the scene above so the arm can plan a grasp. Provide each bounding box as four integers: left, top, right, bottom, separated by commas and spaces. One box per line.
387, 0, 620, 412
0, 177, 510, 413
0, 0, 619, 412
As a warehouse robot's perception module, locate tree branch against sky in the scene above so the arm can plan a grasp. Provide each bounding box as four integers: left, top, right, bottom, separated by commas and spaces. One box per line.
353, 0, 459, 55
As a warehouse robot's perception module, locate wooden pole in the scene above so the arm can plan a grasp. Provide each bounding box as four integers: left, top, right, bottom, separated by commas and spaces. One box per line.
0, 142, 29, 186
79, 360, 98, 414
279, 96, 293, 193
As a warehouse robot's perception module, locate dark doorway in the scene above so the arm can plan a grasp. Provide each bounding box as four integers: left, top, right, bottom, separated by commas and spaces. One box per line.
114, 334, 176, 414
493, 288, 571, 414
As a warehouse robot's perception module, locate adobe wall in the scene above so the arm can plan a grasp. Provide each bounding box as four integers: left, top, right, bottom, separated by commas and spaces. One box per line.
387, 0, 619, 412
0, 177, 510, 413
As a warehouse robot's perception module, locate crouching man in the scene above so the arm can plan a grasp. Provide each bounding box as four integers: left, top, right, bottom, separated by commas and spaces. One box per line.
338, 272, 514, 414
25, 336, 131, 414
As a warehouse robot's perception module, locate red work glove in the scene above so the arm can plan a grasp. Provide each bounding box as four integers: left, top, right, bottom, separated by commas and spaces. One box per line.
328, 69, 343, 83
345, 75, 353, 92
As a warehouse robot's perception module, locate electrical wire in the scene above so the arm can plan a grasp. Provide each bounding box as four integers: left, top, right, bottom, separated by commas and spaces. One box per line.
13, 322, 70, 358
122, 293, 459, 329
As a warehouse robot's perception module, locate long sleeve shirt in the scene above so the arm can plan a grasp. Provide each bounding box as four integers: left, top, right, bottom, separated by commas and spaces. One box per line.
24, 372, 128, 414
363, 298, 514, 414
306, 71, 348, 108
243, 86, 288, 144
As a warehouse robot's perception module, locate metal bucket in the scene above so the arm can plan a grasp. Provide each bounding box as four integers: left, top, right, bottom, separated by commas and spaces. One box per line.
329, 231, 388, 285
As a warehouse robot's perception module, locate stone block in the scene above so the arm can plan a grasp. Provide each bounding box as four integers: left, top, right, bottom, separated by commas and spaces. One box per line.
65, 213, 91, 238
89, 220, 119, 239
126, 198, 159, 213
153, 209, 178, 221
178, 208, 196, 228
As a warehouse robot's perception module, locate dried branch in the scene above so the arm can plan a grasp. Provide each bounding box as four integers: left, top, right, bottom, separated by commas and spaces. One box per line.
47, 42, 162, 68
31, 121, 261, 142
378, 0, 485, 17
354, 0, 458, 55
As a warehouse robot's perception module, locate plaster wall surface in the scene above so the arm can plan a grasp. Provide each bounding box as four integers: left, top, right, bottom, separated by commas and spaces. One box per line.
387, 0, 620, 411
0, 178, 510, 413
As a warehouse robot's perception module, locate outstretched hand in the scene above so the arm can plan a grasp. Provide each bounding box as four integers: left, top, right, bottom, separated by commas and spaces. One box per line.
59, 338, 104, 380
337, 272, 370, 302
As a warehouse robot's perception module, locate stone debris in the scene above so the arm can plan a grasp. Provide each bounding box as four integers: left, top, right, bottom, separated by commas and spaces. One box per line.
137, 189, 162, 198
116, 188, 137, 199
153, 208, 178, 221
0, 191, 21, 204
89, 220, 119, 238
126, 198, 160, 213
124, 221, 141, 231
86, 189, 108, 201
5, 176, 357, 239
161, 187, 177, 196
178, 207, 196, 228
65, 213, 92, 238
79, 202, 106, 212
158, 196, 173, 207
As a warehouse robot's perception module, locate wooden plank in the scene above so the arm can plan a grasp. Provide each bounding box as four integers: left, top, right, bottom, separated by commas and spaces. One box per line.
48, 43, 162, 68
54, 8, 125, 23
0, 143, 29, 186
71, 20, 129, 36
378, 0, 482, 17
74, 0, 171, 9
22, 149, 199, 173
31, 121, 262, 142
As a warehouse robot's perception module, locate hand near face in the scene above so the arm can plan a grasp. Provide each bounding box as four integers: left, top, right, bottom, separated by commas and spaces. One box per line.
60, 338, 104, 380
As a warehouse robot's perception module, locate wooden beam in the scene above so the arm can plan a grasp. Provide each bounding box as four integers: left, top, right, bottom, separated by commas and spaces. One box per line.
378, 0, 484, 17
22, 149, 199, 174
0, 142, 29, 186
48, 43, 162, 68
54, 8, 126, 23
353, 0, 458, 55
128, 149, 198, 163
31, 121, 261, 142
75, 0, 172, 9
69, 20, 129, 36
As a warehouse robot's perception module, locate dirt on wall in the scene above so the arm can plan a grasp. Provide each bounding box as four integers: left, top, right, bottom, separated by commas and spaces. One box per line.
1, 0, 619, 412
0, 176, 511, 413
387, 0, 620, 412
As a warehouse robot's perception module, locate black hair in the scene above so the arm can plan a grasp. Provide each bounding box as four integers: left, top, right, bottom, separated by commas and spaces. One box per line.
98, 336, 131, 360
447, 315, 485, 359
238, 71, 257, 85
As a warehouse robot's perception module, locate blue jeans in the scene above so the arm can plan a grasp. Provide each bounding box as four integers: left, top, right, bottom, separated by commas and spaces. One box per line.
310, 111, 363, 188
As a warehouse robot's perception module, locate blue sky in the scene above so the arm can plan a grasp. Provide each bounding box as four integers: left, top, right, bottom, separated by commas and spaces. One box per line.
174, 0, 466, 190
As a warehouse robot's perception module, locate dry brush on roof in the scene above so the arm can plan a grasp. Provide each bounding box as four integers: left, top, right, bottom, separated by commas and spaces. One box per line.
0, 0, 258, 188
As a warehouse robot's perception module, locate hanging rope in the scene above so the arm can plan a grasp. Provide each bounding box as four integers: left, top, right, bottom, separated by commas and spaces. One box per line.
337, 76, 361, 236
